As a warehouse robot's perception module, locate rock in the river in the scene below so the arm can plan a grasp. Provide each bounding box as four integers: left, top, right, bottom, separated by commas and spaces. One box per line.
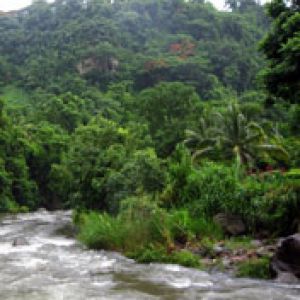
213, 213, 246, 236
12, 237, 29, 247
270, 234, 300, 282
275, 272, 299, 284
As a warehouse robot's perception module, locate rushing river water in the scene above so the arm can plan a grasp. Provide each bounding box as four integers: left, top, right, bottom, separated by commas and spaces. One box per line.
0, 211, 299, 300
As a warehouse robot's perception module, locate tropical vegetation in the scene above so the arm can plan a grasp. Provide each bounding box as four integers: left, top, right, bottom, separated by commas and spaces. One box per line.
0, 0, 299, 277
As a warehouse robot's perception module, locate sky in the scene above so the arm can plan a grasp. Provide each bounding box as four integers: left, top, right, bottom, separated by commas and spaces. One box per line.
0, 0, 54, 11
0, 0, 231, 12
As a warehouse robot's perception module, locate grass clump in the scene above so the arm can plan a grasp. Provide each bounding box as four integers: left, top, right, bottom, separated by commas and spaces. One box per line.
77, 196, 171, 252
170, 250, 201, 268
76, 196, 206, 268
224, 236, 254, 251
128, 246, 201, 268
236, 257, 271, 279
77, 212, 124, 250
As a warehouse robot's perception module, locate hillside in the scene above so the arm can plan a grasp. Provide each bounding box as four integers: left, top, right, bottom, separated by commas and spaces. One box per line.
0, 0, 268, 98
0, 0, 299, 281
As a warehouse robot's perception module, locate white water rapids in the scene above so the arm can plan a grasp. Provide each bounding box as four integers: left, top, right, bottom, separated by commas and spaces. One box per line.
0, 210, 299, 299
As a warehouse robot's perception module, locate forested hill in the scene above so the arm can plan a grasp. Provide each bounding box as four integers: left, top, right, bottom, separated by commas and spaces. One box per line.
1, 0, 300, 277
0, 0, 268, 98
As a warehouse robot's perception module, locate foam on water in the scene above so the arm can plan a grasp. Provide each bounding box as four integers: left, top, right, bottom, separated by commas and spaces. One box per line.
35, 237, 76, 247
0, 211, 299, 300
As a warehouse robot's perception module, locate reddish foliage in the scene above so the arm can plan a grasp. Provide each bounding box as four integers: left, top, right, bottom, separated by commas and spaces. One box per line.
144, 59, 168, 71
169, 43, 182, 53
169, 40, 196, 59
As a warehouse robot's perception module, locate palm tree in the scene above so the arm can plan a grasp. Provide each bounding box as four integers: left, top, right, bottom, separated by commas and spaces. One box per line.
185, 102, 289, 172
184, 116, 219, 162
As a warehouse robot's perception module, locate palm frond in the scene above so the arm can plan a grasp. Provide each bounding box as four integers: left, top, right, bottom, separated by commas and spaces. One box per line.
191, 146, 214, 162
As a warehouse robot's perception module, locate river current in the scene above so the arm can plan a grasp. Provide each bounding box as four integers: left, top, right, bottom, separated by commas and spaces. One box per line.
0, 210, 299, 300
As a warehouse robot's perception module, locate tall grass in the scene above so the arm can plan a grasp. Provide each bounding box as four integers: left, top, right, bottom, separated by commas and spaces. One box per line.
77, 196, 223, 263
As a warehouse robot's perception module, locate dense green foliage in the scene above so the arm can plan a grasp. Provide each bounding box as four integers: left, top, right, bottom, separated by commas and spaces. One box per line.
260, 0, 300, 104
0, 0, 267, 98
0, 0, 299, 275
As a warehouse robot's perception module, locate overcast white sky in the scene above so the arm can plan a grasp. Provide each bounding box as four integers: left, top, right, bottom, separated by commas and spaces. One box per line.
0, 0, 229, 11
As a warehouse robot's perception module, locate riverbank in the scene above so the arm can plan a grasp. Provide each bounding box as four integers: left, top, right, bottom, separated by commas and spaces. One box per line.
75, 209, 284, 281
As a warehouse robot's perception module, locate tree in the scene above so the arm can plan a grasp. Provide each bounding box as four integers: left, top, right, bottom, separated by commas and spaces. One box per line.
138, 82, 200, 157
0, 99, 39, 211
186, 102, 288, 170
216, 102, 288, 168
260, 0, 300, 104
184, 116, 219, 161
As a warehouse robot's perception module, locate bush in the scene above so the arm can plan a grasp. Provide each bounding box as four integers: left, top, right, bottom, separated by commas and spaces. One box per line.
183, 162, 240, 217
77, 196, 209, 268
78, 196, 172, 252
240, 173, 300, 234
162, 157, 240, 217
167, 209, 223, 242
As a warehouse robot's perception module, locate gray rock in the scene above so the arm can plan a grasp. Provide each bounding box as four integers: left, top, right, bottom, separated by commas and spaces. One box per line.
222, 258, 232, 268
270, 233, 300, 281
213, 213, 246, 236
275, 272, 299, 284
213, 245, 224, 255
251, 239, 263, 248
256, 246, 272, 257
12, 237, 29, 247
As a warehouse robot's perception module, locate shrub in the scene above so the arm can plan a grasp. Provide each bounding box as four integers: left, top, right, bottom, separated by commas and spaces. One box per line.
240, 173, 300, 234
161, 145, 193, 208
167, 209, 223, 242
78, 196, 173, 252
166, 209, 196, 244
183, 162, 240, 217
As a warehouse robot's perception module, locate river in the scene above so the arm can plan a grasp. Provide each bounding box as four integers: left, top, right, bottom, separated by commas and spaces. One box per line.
0, 210, 299, 300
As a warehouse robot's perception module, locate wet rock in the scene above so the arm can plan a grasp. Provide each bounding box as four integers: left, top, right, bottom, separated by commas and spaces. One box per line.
12, 237, 29, 247
222, 258, 232, 268
213, 245, 224, 256
275, 272, 299, 284
201, 258, 214, 267
270, 234, 300, 281
55, 224, 78, 238
256, 246, 274, 258
213, 213, 246, 236
251, 240, 263, 248
213, 245, 230, 257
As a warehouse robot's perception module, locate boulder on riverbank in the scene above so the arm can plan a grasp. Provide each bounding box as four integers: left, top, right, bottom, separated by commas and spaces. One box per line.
270, 234, 300, 283
213, 213, 246, 236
